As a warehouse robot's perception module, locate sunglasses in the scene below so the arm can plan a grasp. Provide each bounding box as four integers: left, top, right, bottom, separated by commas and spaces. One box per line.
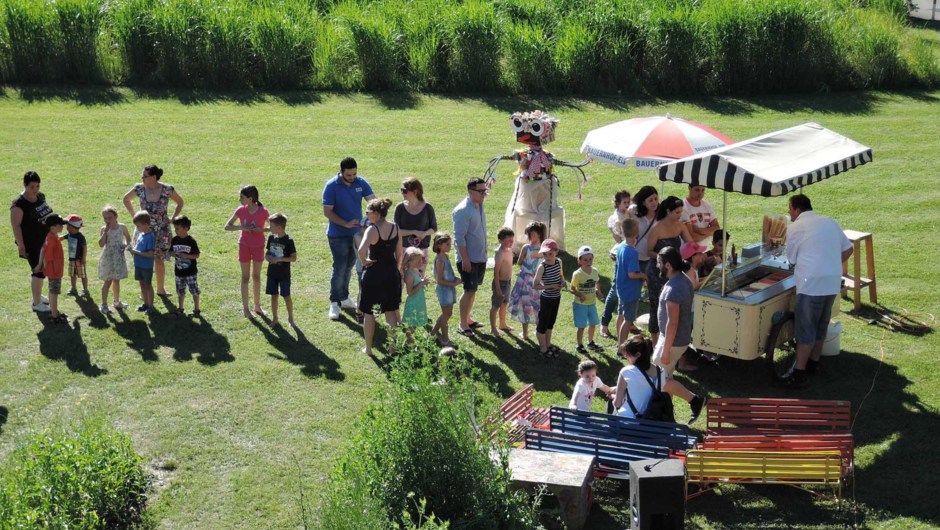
470, 188, 488, 195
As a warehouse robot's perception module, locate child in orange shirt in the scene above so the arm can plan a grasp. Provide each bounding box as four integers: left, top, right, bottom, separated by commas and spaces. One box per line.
33, 215, 67, 323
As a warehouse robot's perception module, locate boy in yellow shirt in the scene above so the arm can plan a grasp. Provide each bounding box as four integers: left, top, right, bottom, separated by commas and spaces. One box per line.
570, 245, 603, 354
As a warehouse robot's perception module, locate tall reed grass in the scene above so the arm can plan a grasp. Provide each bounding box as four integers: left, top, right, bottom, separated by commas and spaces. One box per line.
0, 0, 936, 93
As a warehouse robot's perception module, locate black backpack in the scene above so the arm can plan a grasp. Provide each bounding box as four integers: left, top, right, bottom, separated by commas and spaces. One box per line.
626, 366, 675, 423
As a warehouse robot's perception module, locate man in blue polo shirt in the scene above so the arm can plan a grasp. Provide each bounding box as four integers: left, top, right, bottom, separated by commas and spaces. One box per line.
322, 157, 376, 320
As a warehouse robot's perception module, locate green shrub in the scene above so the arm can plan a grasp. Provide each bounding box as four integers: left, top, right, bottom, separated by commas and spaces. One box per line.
3, 0, 59, 82
640, 6, 703, 95
551, 20, 600, 93
110, 0, 159, 84
341, 4, 407, 90
319, 336, 540, 528
581, 0, 644, 93
248, 5, 318, 89
0, 419, 149, 528
503, 21, 558, 93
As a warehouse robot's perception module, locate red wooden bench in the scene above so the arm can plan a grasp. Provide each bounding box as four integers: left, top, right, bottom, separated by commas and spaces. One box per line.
706, 398, 851, 436
495, 383, 549, 445
699, 433, 854, 479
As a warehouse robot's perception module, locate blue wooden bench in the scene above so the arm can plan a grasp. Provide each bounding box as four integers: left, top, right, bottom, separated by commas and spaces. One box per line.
524, 428, 673, 480
549, 406, 698, 453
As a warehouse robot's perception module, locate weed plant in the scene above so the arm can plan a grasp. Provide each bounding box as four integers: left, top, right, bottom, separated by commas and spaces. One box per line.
320, 334, 540, 528
0, 419, 149, 528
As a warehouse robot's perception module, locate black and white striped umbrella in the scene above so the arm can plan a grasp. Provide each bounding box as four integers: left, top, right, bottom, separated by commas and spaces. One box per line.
657, 122, 872, 196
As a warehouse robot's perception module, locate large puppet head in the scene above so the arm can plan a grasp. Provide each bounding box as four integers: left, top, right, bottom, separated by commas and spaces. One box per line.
510, 110, 558, 147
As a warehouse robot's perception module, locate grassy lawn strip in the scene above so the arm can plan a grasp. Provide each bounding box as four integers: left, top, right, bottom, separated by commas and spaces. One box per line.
0, 88, 938, 528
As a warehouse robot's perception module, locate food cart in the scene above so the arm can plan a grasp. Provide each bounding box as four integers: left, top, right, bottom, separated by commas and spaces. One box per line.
657, 123, 873, 379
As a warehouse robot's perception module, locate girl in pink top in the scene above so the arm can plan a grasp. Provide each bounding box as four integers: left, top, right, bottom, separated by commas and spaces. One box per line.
224, 185, 269, 318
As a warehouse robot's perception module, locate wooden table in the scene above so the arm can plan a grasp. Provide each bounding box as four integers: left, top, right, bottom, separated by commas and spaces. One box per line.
508, 448, 595, 529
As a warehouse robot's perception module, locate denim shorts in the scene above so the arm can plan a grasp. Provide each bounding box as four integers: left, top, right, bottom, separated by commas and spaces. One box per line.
795, 293, 836, 345
458, 261, 486, 292
618, 298, 639, 321
573, 302, 600, 329
135, 268, 153, 284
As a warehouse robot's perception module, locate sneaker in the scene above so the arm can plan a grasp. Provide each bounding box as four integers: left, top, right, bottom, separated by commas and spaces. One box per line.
66, 288, 77, 296
328, 302, 340, 320
51, 314, 69, 324
576, 344, 588, 355
136, 304, 148, 312
689, 395, 707, 424
32, 303, 51, 312
587, 341, 604, 352
100, 304, 112, 315
340, 297, 358, 310
81, 289, 89, 296
144, 306, 156, 316
113, 301, 129, 309
40, 295, 49, 304
779, 369, 809, 389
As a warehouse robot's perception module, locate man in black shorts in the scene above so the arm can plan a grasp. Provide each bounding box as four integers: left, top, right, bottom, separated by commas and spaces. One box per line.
452, 178, 489, 335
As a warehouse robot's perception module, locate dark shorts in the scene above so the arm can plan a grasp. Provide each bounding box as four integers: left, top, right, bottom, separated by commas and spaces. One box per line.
25, 243, 45, 278
458, 261, 486, 292
491, 279, 510, 307
795, 293, 836, 345
537, 294, 561, 334
135, 268, 153, 284
266, 274, 291, 297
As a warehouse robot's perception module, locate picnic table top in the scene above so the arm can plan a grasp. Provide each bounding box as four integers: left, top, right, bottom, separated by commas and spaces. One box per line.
508, 448, 595, 488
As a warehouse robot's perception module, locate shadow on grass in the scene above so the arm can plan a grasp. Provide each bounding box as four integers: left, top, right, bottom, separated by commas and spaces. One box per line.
15, 84, 127, 106
0, 406, 8, 435
147, 296, 234, 366
109, 309, 159, 362
250, 316, 344, 380
668, 345, 940, 528
844, 303, 935, 337
36, 317, 108, 377
71, 293, 110, 330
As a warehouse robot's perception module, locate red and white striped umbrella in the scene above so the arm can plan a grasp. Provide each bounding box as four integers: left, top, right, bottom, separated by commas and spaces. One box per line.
580, 114, 733, 171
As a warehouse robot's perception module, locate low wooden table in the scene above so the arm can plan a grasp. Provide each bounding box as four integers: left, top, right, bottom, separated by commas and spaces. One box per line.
508, 448, 595, 529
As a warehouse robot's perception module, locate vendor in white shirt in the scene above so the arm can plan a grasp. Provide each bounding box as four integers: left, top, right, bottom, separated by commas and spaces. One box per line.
681, 185, 719, 247
781, 194, 853, 389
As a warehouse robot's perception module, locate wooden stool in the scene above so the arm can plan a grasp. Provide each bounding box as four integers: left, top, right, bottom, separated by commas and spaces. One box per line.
842, 230, 877, 311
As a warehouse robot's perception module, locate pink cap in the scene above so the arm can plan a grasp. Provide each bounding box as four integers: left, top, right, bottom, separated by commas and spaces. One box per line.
680, 241, 707, 260
539, 239, 558, 253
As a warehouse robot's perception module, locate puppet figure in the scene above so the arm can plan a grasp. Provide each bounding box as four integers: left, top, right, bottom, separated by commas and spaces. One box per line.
483, 110, 587, 253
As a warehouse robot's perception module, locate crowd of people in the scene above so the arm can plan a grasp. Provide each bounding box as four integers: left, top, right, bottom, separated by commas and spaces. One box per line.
11, 155, 848, 421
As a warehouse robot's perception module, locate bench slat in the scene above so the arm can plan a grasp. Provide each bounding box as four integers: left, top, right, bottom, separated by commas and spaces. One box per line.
549, 406, 697, 452
687, 450, 842, 484
707, 398, 851, 435
524, 429, 672, 479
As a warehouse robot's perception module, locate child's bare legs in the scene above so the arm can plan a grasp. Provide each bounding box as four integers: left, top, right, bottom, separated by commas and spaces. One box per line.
111, 281, 121, 305
251, 260, 264, 314
49, 291, 59, 318
498, 303, 512, 331
271, 294, 280, 325
433, 304, 453, 342
139, 281, 153, 308
284, 296, 293, 325
178, 291, 187, 313
489, 304, 499, 334
192, 293, 200, 313
70, 274, 78, 292
576, 327, 586, 346
239, 261, 252, 317
81, 271, 88, 293
101, 280, 112, 307
520, 322, 529, 341
587, 324, 596, 344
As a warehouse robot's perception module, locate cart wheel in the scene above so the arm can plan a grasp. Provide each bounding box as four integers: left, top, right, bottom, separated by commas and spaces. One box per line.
765, 311, 796, 380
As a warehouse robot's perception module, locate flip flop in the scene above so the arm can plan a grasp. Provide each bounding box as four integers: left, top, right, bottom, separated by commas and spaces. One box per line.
456, 327, 476, 337
468, 320, 484, 329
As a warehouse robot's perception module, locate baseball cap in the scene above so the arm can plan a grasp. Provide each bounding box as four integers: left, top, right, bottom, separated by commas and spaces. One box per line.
680, 241, 708, 260
65, 214, 83, 228
577, 245, 594, 258
539, 239, 558, 254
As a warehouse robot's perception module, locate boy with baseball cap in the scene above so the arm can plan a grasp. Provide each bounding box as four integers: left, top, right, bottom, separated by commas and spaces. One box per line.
570, 245, 603, 354
63, 214, 88, 296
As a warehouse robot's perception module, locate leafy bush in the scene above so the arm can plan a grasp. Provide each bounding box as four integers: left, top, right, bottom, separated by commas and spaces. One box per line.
248, 5, 318, 89
444, 0, 503, 91
319, 335, 540, 529
0, 419, 150, 528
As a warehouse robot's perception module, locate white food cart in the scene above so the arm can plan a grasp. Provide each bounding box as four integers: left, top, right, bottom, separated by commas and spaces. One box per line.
657, 122, 873, 379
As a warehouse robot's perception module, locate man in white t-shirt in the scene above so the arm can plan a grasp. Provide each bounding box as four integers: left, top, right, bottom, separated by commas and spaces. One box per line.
782, 194, 853, 388
681, 185, 719, 247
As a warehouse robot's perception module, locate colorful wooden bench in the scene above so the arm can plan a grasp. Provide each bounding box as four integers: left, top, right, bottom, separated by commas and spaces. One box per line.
495, 383, 549, 445
699, 433, 854, 479
548, 406, 697, 453
524, 428, 673, 481
685, 449, 843, 499
706, 397, 851, 435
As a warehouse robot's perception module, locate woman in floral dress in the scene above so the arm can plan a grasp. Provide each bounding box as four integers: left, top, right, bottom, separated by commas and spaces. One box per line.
122, 164, 184, 296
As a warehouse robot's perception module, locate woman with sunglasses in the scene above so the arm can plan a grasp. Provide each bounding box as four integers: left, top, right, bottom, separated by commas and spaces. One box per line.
394, 178, 437, 264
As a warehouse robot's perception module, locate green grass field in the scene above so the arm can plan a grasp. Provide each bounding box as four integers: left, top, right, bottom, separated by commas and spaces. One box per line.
1, 87, 938, 529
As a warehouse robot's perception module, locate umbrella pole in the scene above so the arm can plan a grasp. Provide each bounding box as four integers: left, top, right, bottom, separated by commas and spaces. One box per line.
721, 191, 727, 297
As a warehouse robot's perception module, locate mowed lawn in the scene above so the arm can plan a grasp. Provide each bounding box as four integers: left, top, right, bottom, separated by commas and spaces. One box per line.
1, 87, 938, 529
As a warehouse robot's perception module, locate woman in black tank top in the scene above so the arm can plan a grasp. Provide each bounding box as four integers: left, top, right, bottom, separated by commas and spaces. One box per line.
10, 171, 55, 309
358, 198, 403, 356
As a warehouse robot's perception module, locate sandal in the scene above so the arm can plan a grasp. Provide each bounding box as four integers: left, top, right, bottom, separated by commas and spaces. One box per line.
548, 345, 562, 358
190, 309, 202, 317
468, 320, 484, 329
456, 327, 476, 337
